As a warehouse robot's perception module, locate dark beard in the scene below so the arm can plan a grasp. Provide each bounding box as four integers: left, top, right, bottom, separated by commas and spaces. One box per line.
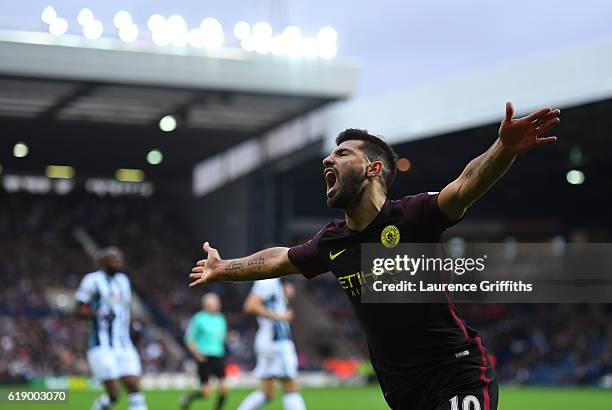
326, 167, 365, 210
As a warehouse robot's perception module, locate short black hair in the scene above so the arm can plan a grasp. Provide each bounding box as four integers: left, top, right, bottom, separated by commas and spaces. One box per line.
95, 246, 122, 263
336, 128, 398, 191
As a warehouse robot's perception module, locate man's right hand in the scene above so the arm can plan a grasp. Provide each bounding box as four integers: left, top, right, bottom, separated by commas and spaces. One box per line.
189, 244, 298, 287
189, 242, 224, 287
276, 310, 294, 323
195, 353, 207, 362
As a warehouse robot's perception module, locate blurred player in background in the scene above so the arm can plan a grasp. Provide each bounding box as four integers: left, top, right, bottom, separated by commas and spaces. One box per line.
237, 279, 306, 410
189, 103, 561, 409
181, 292, 228, 410
74, 247, 147, 410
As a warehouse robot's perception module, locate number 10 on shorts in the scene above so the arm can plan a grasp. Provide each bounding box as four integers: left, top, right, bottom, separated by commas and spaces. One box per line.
450, 395, 481, 410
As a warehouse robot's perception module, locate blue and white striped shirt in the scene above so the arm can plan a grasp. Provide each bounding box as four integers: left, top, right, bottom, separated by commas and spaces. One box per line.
75, 270, 134, 350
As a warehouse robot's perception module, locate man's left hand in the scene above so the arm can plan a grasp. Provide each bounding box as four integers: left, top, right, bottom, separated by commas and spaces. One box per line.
498, 102, 561, 155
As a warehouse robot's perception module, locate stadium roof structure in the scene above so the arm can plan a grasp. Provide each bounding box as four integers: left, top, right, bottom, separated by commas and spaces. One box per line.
0, 31, 359, 182
192, 34, 612, 197
0, 31, 358, 128
323, 34, 612, 150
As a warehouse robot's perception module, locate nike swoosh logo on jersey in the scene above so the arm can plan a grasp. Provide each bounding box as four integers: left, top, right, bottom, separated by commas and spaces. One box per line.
329, 249, 347, 260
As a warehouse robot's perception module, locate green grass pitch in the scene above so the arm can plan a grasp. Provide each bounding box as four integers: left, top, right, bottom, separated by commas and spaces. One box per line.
0, 386, 610, 409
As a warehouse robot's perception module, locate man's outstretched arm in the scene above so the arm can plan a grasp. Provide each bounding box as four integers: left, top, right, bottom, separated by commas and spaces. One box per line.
189, 242, 299, 287
438, 102, 561, 220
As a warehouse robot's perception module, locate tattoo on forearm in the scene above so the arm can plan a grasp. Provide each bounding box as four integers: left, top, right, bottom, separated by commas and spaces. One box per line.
247, 255, 265, 270
225, 261, 244, 271
224, 255, 265, 273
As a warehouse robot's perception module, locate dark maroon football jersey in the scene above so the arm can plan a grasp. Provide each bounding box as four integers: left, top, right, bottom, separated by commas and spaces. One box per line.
288, 193, 484, 405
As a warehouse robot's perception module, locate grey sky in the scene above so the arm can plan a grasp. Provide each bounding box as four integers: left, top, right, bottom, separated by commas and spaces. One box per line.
2, 0, 611, 95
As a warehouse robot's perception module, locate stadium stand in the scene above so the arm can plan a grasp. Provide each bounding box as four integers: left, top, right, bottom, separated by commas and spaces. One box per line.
1, 192, 610, 386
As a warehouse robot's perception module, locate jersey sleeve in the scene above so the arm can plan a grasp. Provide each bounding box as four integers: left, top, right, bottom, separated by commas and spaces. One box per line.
402, 192, 462, 237
287, 228, 328, 279
250, 280, 275, 299
74, 275, 96, 304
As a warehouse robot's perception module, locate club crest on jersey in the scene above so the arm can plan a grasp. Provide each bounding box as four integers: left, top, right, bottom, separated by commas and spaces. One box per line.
381, 225, 400, 248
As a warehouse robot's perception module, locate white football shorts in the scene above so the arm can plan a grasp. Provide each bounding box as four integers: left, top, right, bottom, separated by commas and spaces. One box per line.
87, 346, 142, 381
253, 340, 298, 379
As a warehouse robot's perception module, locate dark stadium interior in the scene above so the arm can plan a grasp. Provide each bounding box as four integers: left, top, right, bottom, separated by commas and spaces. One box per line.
0, 75, 334, 181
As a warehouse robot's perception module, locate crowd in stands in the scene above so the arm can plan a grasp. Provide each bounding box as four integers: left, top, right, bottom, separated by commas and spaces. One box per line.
1, 192, 611, 386
0, 193, 218, 382
476, 304, 612, 385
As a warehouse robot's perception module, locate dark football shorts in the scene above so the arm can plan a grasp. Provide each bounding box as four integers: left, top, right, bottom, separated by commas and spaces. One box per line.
432, 379, 499, 410
386, 342, 499, 410
198, 356, 226, 384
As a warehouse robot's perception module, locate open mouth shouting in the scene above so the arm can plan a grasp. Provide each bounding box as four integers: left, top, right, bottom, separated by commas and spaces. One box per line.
324, 168, 338, 198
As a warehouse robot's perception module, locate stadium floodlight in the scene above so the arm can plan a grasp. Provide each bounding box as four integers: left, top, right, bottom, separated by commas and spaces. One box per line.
147, 150, 163, 165
240, 36, 255, 52
317, 26, 337, 45
201, 17, 222, 32
13, 143, 29, 158
566, 169, 585, 185
152, 28, 171, 46
147, 14, 165, 32
165, 15, 189, 47
119, 23, 139, 42
233, 21, 251, 40
49, 17, 68, 36
77, 8, 95, 26
83, 20, 104, 40
282, 25, 301, 40
46, 165, 75, 179
283, 25, 302, 58
251, 21, 272, 54
189, 28, 206, 48
300, 37, 318, 59
252, 21, 272, 39
201, 18, 224, 50
316, 26, 338, 59
113, 10, 132, 29
41, 6, 57, 25
166, 14, 186, 30
318, 43, 337, 59
159, 115, 177, 132
170, 27, 189, 47
116, 168, 145, 182
270, 35, 286, 56
254, 37, 271, 54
